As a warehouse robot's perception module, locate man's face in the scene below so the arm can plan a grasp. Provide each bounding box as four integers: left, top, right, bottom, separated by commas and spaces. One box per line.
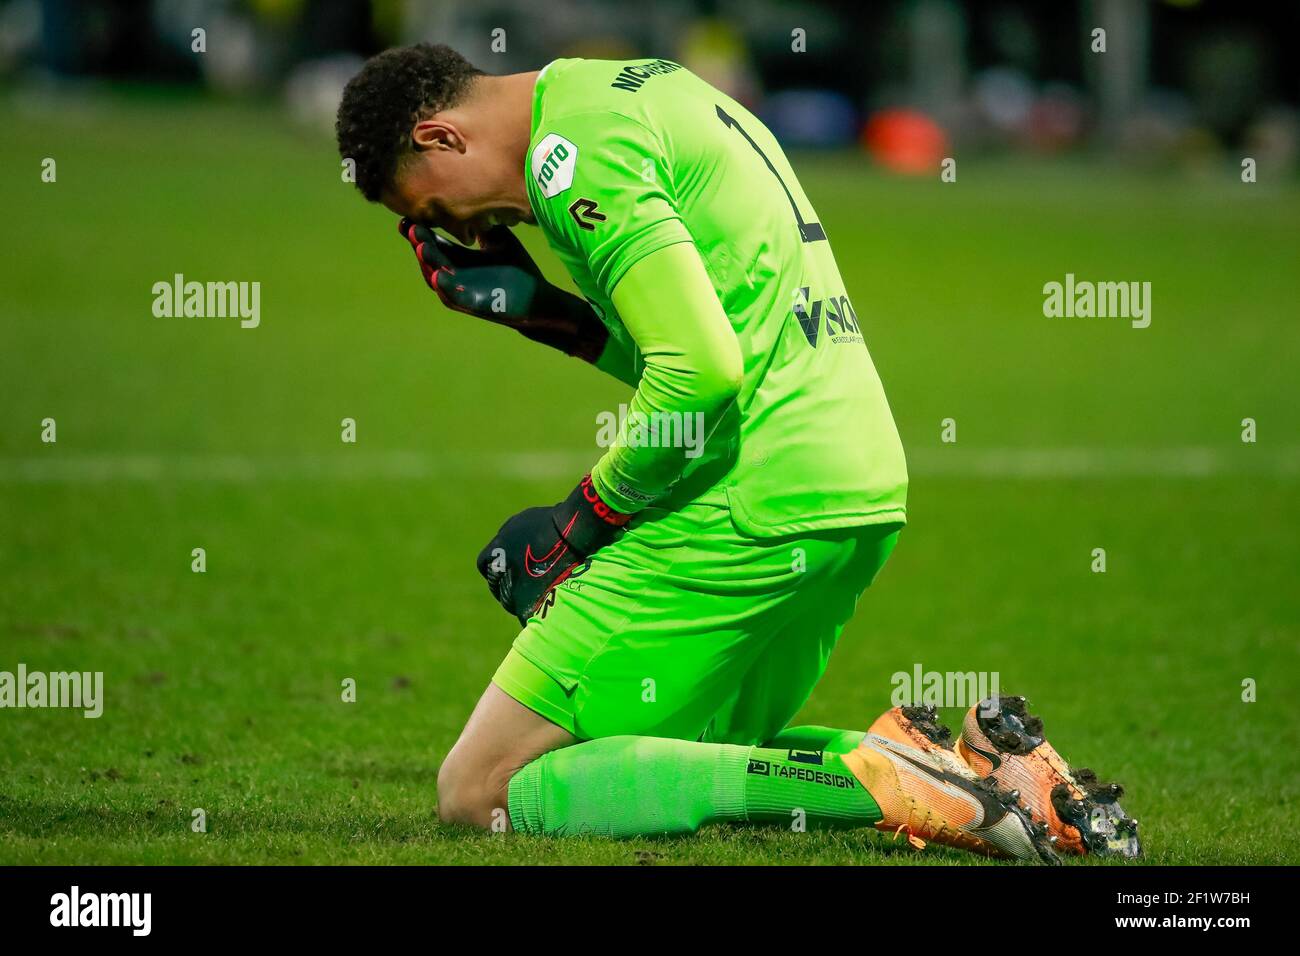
381, 118, 533, 246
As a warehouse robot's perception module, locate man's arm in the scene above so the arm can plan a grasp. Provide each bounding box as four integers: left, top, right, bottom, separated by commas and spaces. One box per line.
400, 219, 640, 386
473, 110, 741, 622
589, 241, 744, 513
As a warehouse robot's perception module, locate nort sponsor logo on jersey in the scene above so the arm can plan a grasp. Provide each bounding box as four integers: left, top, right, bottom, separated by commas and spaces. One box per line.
792, 287, 863, 348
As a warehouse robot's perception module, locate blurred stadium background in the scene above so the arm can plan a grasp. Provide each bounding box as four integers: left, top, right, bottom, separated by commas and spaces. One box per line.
4, 1, 1299, 164
1, 0, 1297, 864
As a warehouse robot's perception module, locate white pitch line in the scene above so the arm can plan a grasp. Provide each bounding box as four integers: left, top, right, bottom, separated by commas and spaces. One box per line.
0, 451, 591, 483
906, 446, 1300, 478
0, 447, 1295, 483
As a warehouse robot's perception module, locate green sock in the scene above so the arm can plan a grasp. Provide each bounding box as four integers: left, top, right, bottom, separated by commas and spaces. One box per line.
764, 724, 866, 754
507, 734, 881, 837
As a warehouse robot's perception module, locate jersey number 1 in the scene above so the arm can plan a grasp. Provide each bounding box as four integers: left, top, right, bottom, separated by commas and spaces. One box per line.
716, 104, 826, 243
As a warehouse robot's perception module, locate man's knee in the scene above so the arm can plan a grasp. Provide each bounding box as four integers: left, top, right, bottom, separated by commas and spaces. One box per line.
437, 681, 576, 829
436, 748, 518, 830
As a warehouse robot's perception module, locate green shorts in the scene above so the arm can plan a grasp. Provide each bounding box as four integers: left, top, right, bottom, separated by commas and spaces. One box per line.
492, 500, 901, 745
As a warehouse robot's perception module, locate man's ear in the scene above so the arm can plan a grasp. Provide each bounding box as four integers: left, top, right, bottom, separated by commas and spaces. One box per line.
412, 119, 464, 154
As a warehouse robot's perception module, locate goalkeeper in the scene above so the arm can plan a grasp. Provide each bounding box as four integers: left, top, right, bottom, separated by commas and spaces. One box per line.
336, 45, 1061, 861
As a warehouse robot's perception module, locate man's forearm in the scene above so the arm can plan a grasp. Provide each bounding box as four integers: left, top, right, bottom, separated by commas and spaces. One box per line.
590, 242, 744, 513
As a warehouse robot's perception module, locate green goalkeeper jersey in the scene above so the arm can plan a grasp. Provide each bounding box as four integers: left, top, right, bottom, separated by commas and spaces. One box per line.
525, 57, 907, 538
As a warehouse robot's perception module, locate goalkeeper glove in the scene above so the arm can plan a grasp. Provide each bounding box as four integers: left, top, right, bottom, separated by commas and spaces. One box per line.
477, 475, 629, 625
399, 218, 609, 363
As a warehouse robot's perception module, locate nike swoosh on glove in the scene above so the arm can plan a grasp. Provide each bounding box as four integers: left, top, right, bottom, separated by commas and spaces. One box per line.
476, 475, 629, 625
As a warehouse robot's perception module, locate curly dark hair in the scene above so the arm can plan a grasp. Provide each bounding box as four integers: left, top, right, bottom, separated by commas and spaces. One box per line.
336, 43, 485, 202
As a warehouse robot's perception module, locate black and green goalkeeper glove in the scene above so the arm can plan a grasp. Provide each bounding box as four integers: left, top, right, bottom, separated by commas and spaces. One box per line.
476, 475, 630, 625
399, 218, 609, 363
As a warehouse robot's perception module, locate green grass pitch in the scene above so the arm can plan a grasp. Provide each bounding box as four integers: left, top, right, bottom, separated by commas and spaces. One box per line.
1, 94, 1297, 864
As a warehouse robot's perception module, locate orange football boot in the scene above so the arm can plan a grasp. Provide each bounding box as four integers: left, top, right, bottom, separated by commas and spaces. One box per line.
870, 704, 966, 772
955, 695, 1140, 858
841, 731, 1059, 864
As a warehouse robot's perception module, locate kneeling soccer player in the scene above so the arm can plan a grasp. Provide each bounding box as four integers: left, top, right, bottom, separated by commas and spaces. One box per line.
336, 45, 1136, 862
